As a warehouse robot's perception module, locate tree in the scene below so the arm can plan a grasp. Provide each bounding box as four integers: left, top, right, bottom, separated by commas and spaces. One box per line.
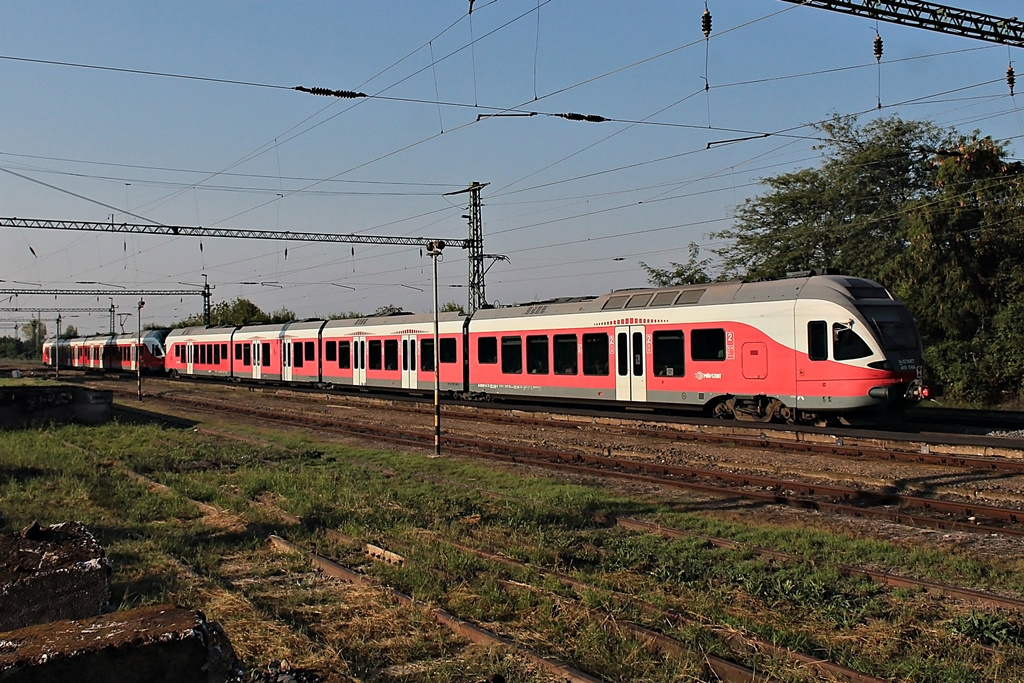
174, 298, 295, 327
709, 114, 1024, 402
641, 243, 714, 287
713, 114, 955, 282
440, 301, 465, 314
21, 320, 46, 355
373, 305, 405, 317
0, 336, 28, 359
61, 324, 78, 338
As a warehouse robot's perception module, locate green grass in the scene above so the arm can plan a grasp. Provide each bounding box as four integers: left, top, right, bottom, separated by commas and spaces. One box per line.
2, 418, 1023, 681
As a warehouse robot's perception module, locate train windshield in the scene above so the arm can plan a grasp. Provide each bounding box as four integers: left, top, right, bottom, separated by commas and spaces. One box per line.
857, 305, 919, 353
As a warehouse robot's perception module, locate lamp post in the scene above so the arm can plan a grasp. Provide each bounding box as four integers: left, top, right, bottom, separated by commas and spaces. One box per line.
54, 313, 62, 380
136, 299, 145, 400
426, 240, 446, 455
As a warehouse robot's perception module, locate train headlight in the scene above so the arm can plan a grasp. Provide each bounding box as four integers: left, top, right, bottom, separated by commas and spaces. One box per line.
867, 360, 893, 370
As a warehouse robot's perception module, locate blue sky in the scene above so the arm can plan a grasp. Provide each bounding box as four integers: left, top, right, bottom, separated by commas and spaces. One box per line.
1, 1, 1022, 332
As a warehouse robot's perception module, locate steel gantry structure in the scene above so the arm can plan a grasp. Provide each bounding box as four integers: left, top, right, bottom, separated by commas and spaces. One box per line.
0, 288, 210, 324
782, 1, 1024, 47
0, 306, 115, 334
0, 214, 495, 313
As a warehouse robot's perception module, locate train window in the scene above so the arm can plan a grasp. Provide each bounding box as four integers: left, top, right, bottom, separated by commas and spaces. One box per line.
808, 321, 828, 361
602, 295, 629, 310
402, 340, 408, 371
626, 293, 652, 308
221, 343, 228, 359
584, 333, 610, 376
409, 341, 416, 371
235, 343, 243, 361
632, 332, 644, 376
833, 324, 872, 360
858, 305, 919, 353
262, 343, 270, 367
325, 341, 337, 362
478, 337, 498, 364
199, 345, 207, 364
243, 344, 251, 366
691, 329, 726, 361
384, 340, 399, 371
421, 339, 435, 371
526, 335, 549, 374
369, 340, 382, 370
616, 332, 628, 376
338, 341, 351, 369
304, 341, 315, 361
213, 344, 220, 365
501, 336, 523, 374
651, 291, 678, 307
653, 330, 685, 376
293, 341, 304, 368
553, 334, 578, 375
440, 338, 457, 364
677, 289, 705, 305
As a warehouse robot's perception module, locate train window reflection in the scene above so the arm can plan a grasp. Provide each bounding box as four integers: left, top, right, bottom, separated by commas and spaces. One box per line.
553, 334, 578, 375
691, 329, 726, 361
653, 330, 684, 376
338, 341, 351, 369
583, 333, 609, 376
421, 339, 434, 371
808, 321, 828, 361
833, 324, 872, 360
858, 305, 919, 353
384, 339, 399, 371
440, 338, 457, 363
502, 336, 523, 374
369, 340, 382, 370
527, 335, 549, 374
478, 337, 498, 364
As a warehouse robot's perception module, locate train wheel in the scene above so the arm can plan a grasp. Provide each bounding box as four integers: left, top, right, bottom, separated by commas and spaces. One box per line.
710, 399, 733, 420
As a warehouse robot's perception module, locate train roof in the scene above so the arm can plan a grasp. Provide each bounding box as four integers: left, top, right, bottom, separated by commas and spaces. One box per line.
45, 329, 170, 344
474, 275, 896, 320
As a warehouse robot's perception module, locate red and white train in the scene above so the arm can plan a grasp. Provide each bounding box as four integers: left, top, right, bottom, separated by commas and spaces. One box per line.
44, 274, 930, 423
43, 330, 169, 374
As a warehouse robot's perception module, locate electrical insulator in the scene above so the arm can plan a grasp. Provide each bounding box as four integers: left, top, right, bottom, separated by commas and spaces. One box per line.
1009, 64, 1016, 96
702, 8, 712, 39
873, 34, 883, 63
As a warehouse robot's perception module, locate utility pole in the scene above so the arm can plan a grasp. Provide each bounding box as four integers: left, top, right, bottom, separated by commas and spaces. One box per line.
443, 182, 506, 314
426, 240, 446, 455
202, 273, 212, 325
136, 299, 145, 400
55, 313, 61, 380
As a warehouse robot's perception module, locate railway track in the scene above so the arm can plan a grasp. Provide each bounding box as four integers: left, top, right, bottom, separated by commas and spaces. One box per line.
112, 385, 1024, 540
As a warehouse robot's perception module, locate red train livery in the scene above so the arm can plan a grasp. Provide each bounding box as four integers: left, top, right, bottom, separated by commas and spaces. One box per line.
45, 274, 931, 423
43, 330, 169, 374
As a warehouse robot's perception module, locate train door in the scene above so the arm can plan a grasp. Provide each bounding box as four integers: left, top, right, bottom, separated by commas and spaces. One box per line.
741, 342, 768, 380
282, 339, 293, 382
353, 338, 366, 386
402, 335, 418, 389
614, 326, 648, 402
251, 340, 262, 379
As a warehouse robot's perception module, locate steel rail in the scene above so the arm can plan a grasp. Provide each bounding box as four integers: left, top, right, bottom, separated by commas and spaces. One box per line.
136, 391, 1024, 538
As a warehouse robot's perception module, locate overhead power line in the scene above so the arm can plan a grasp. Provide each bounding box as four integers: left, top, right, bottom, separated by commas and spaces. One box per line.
783, 1, 1024, 47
